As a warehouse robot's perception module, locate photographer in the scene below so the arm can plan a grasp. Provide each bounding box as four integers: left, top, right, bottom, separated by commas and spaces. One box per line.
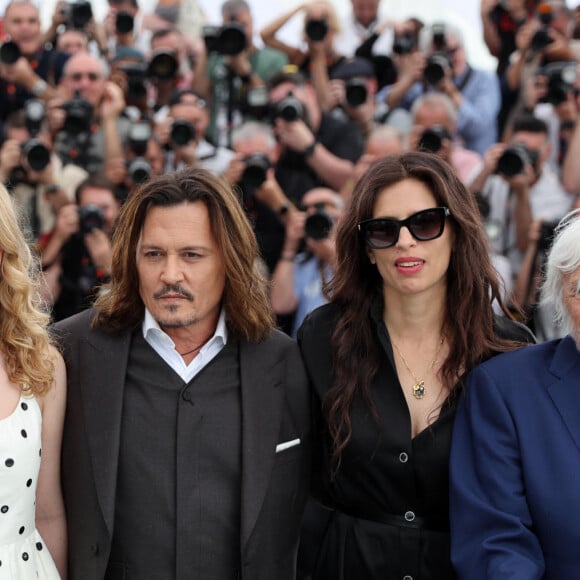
40, 174, 121, 322
193, 0, 287, 147
0, 106, 87, 242
380, 21, 501, 155
270, 187, 343, 338
48, 51, 130, 176
0, 0, 65, 121
470, 114, 571, 276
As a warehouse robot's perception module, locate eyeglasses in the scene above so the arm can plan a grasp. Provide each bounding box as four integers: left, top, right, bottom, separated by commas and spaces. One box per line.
358, 207, 451, 249
68, 72, 102, 82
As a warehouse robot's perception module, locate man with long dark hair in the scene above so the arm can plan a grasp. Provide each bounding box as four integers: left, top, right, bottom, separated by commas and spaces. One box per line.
54, 166, 311, 579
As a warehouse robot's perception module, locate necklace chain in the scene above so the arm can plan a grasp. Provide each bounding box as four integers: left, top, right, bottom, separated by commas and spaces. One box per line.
392, 337, 444, 400
178, 344, 204, 357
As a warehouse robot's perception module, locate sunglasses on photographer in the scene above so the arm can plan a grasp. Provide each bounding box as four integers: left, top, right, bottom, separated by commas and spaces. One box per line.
358, 207, 451, 249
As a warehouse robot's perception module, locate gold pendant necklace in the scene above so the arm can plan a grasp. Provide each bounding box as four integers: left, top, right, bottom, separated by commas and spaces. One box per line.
392, 337, 444, 400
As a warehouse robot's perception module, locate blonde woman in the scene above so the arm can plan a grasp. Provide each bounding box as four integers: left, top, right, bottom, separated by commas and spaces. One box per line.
0, 184, 67, 579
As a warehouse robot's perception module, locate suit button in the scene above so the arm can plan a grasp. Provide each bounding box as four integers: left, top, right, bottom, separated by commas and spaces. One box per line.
404, 511, 415, 522
399, 452, 408, 463
90, 543, 99, 555
182, 390, 193, 402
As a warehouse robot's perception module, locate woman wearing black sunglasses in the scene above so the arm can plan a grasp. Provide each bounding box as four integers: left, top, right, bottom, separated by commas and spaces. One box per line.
297, 152, 534, 579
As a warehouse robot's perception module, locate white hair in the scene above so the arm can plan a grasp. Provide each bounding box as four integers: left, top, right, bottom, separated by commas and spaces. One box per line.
231, 121, 276, 151
540, 210, 580, 336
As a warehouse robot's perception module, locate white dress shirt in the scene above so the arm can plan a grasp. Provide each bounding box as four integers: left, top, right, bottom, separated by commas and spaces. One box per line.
143, 307, 228, 383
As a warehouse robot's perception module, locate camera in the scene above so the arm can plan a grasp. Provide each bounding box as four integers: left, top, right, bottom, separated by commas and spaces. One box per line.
147, 50, 179, 81
424, 52, 451, 85
241, 153, 271, 189
531, 2, 554, 52
0, 41, 20, 65
119, 62, 148, 101
431, 22, 447, 50
496, 142, 539, 177
270, 93, 305, 122
539, 61, 578, 106
393, 31, 417, 55
127, 157, 151, 184
418, 125, 452, 153
62, 0, 93, 30
304, 204, 334, 240
305, 18, 329, 42
22, 99, 50, 172
115, 11, 134, 34
170, 119, 196, 147
345, 78, 368, 107
128, 121, 151, 157
61, 90, 93, 135
202, 23, 247, 56
78, 204, 105, 234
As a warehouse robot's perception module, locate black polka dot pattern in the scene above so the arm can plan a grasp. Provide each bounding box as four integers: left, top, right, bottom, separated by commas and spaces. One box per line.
20, 429, 27, 438
0, 505, 8, 513
19, 526, 25, 535
36, 542, 43, 551
26, 478, 32, 488
21, 552, 28, 561
20, 402, 28, 410
5, 458, 14, 467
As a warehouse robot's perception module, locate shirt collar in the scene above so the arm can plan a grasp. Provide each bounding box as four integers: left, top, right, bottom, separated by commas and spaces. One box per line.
142, 307, 228, 347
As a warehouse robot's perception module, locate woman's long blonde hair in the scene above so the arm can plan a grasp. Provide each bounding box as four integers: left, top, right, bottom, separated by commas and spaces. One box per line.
0, 185, 53, 395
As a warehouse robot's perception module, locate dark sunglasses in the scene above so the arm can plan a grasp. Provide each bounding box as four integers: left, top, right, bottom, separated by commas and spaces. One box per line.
358, 207, 451, 249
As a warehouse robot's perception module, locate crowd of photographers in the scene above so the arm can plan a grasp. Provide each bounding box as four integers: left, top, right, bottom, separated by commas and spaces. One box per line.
0, 0, 579, 338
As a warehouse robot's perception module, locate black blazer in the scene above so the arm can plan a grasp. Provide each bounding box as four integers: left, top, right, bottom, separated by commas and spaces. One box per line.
53, 309, 311, 580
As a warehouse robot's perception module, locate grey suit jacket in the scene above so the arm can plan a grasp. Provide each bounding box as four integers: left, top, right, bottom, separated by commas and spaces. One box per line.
53, 309, 311, 580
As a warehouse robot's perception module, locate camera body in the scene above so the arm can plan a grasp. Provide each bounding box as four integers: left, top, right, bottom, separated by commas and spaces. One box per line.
393, 31, 417, 55
304, 204, 334, 241
531, 2, 554, 52
170, 119, 196, 147
202, 23, 247, 56
305, 18, 329, 42
539, 61, 578, 106
418, 125, 452, 153
78, 204, 105, 234
62, 0, 93, 30
496, 142, 539, 177
147, 50, 179, 81
241, 153, 271, 189
270, 93, 305, 123
344, 78, 368, 107
61, 91, 93, 135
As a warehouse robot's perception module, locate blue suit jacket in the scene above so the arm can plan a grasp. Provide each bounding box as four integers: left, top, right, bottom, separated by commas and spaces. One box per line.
450, 336, 580, 579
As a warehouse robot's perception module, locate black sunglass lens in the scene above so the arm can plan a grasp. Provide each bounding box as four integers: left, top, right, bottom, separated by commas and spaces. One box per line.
367, 220, 399, 248
409, 210, 444, 240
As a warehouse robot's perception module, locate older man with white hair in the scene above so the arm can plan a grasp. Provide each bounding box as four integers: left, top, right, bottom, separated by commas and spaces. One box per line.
450, 210, 580, 579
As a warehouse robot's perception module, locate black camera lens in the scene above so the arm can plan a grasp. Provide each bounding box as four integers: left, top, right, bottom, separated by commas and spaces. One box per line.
0, 41, 21, 65
305, 210, 334, 240
69, 0, 93, 29
78, 204, 105, 234
22, 140, 50, 172
147, 50, 179, 80
345, 78, 368, 107
24, 99, 45, 137
393, 32, 416, 55
418, 125, 451, 153
219, 23, 247, 55
62, 91, 93, 135
272, 93, 305, 122
128, 121, 152, 156
241, 153, 271, 189
424, 53, 449, 85
305, 18, 329, 42
115, 11, 134, 34
431, 23, 447, 50
170, 119, 196, 147
497, 143, 536, 177
127, 157, 151, 184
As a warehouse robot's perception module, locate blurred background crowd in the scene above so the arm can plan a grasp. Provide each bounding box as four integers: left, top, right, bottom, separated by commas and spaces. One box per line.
1, 0, 580, 340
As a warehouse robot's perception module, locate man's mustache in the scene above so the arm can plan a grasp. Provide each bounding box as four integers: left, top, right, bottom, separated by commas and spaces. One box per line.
153, 285, 194, 300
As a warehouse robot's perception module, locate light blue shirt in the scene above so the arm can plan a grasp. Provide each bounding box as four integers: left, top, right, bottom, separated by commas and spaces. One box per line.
142, 307, 228, 383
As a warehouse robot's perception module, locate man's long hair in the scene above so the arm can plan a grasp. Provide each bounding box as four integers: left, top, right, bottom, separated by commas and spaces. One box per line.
93, 167, 275, 342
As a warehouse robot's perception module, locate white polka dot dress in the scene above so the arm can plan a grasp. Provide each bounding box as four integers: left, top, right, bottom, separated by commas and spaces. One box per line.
0, 395, 60, 579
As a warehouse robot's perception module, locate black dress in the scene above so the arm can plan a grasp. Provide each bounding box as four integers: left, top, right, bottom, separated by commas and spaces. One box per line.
297, 302, 534, 580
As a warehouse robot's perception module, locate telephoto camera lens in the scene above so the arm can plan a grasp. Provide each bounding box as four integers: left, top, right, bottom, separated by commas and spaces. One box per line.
218, 23, 247, 55
345, 78, 368, 107
78, 204, 105, 234
496, 143, 536, 177
22, 140, 50, 172
241, 153, 271, 189
305, 19, 329, 42
170, 119, 196, 147
271, 93, 305, 122
418, 125, 451, 153
424, 53, 450, 85
115, 11, 134, 34
127, 157, 152, 184
147, 50, 179, 80
305, 208, 334, 240
0, 41, 20, 65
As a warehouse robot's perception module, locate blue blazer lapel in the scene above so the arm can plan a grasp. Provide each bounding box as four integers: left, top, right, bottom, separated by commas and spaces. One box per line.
547, 336, 580, 454
80, 329, 132, 536
239, 338, 286, 550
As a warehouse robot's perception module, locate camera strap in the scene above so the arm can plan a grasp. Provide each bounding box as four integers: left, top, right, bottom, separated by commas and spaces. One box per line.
454, 65, 473, 93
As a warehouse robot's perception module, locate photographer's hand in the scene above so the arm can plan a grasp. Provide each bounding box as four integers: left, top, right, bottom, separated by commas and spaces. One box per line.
273, 118, 315, 154
84, 228, 112, 275
0, 139, 23, 183
224, 154, 245, 186
0, 58, 55, 100
255, 170, 290, 216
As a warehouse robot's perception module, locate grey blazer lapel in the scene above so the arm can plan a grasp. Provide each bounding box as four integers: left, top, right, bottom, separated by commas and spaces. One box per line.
547, 336, 580, 454
239, 337, 286, 550
80, 329, 132, 535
